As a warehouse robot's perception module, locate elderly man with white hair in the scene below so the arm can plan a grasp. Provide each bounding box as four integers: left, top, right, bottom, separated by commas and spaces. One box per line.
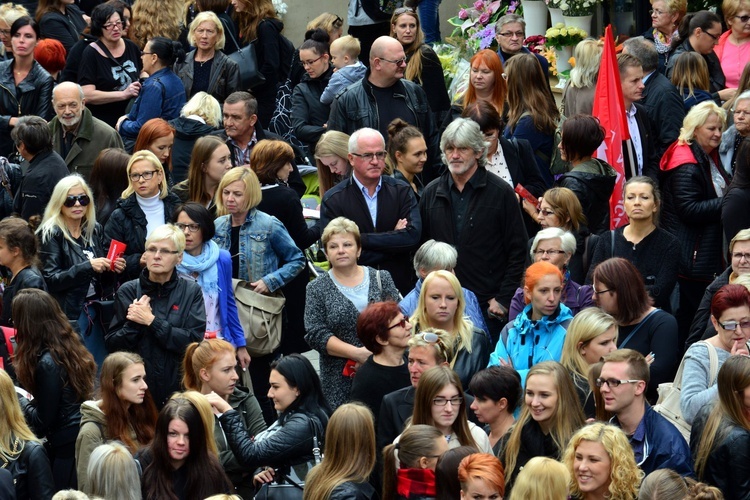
319, 127, 421, 294
420, 118, 527, 343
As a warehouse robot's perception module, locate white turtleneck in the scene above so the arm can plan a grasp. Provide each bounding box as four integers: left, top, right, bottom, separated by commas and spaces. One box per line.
136, 192, 164, 238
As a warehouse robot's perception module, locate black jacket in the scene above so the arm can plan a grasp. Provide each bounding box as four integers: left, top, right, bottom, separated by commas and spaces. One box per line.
640, 71, 686, 159
556, 158, 617, 235
60, 33, 97, 83
320, 175, 421, 295
685, 267, 731, 348
169, 116, 220, 184
291, 66, 333, 154
660, 142, 727, 281
0, 157, 22, 220
498, 419, 559, 493
174, 49, 241, 105
219, 409, 326, 472
38, 5, 87, 54
419, 168, 527, 308
667, 38, 726, 94
18, 351, 85, 448
103, 192, 183, 280
690, 404, 750, 499
329, 481, 378, 500
0, 60, 54, 157
0, 266, 45, 328
623, 103, 660, 182
12, 150, 69, 221
39, 224, 117, 322
6, 439, 55, 500
105, 269, 205, 408
327, 71, 443, 183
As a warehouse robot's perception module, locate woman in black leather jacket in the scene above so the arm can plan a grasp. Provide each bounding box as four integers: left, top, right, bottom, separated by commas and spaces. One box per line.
0, 217, 45, 328
691, 355, 750, 498
0, 368, 55, 500
207, 354, 332, 487
13, 288, 97, 491
0, 16, 54, 158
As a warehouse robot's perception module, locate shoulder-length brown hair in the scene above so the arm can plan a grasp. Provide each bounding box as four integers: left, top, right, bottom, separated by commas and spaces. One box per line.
232, 0, 277, 42
505, 53, 559, 134
250, 139, 295, 185
12, 289, 96, 401
591, 257, 651, 324
187, 135, 228, 205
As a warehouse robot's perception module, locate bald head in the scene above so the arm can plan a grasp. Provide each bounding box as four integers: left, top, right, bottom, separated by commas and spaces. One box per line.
370, 36, 401, 61
368, 36, 406, 86
52, 82, 85, 130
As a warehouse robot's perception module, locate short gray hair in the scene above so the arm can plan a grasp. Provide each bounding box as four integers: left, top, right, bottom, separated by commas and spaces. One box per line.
734, 90, 750, 110
530, 227, 577, 259
349, 127, 384, 154
440, 118, 487, 168
11, 115, 53, 155
145, 224, 186, 254
494, 13, 525, 34
622, 36, 658, 73
413, 239, 458, 277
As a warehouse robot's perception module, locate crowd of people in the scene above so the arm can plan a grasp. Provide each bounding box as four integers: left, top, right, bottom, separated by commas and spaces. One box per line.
0, 0, 750, 498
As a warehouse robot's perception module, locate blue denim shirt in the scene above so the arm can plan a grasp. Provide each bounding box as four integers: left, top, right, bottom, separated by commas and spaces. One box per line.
119, 67, 186, 140
213, 209, 305, 292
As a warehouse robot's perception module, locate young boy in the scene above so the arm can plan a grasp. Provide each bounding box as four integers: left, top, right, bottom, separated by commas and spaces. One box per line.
320, 35, 367, 105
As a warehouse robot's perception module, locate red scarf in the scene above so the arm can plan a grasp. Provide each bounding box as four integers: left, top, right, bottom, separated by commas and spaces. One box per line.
396, 468, 436, 498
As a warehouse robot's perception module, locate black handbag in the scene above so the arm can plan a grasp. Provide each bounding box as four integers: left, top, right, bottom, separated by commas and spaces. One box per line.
225, 28, 266, 90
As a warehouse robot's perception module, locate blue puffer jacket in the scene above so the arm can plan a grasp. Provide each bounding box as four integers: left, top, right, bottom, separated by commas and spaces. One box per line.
488, 303, 573, 385
213, 209, 305, 292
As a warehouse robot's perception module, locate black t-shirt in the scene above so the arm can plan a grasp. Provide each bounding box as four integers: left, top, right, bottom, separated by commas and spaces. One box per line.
77, 39, 142, 127
191, 57, 213, 96
370, 82, 416, 141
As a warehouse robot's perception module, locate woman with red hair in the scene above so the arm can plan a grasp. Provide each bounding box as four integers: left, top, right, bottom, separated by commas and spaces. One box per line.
462, 49, 507, 115
33, 37, 66, 81
458, 453, 505, 499
489, 261, 572, 383
133, 118, 175, 186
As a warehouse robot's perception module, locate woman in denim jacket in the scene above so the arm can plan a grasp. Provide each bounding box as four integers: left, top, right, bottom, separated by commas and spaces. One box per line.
116, 37, 187, 152
213, 166, 305, 424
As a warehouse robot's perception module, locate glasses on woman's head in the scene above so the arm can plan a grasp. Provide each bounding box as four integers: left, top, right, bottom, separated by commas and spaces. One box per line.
63, 194, 90, 208
393, 7, 416, 15
414, 331, 448, 360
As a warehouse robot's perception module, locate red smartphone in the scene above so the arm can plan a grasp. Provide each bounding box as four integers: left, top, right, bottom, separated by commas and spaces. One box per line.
342, 359, 357, 378
515, 183, 539, 208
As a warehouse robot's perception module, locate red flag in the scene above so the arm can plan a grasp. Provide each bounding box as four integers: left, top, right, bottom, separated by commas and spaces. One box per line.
592, 25, 630, 229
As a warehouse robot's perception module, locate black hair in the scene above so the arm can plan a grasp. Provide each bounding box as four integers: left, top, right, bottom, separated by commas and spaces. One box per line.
271, 354, 331, 426
172, 202, 216, 242
673, 10, 721, 50
11, 116, 53, 155
90, 3, 124, 38
10, 16, 40, 39
148, 36, 186, 66
468, 365, 523, 412
299, 28, 330, 56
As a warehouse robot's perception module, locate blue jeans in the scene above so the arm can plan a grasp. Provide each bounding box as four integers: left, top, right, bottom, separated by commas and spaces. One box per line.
419, 0, 442, 44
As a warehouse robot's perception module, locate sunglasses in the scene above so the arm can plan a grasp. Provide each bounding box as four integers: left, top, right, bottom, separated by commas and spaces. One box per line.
388, 317, 408, 330
63, 194, 91, 208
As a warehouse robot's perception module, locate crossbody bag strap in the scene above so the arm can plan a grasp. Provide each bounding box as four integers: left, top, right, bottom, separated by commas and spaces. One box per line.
699, 340, 719, 386
619, 309, 660, 349
93, 41, 127, 72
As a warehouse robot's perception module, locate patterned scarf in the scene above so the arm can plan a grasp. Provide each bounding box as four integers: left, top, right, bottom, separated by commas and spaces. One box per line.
396, 468, 436, 498
652, 28, 676, 54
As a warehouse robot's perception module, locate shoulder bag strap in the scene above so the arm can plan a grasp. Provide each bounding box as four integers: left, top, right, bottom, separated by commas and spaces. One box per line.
94, 41, 127, 72
700, 340, 719, 386
619, 309, 660, 349
376, 269, 382, 296
610, 230, 615, 259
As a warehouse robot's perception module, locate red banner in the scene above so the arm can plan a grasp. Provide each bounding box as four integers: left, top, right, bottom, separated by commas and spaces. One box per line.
592, 25, 630, 229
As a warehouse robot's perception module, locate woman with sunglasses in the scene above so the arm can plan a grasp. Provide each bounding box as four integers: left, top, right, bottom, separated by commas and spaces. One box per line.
350, 301, 412, 420
38, 175, 125, 364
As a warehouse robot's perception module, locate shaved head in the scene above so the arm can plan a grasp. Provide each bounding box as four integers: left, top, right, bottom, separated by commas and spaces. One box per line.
370, 36, 401, 62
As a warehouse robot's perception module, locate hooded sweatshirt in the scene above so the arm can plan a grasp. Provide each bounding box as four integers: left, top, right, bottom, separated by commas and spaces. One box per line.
75, 401, 108, 492
557, 158, 617, 235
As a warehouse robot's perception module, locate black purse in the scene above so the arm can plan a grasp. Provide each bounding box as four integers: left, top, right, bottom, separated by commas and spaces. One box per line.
225, 26, 266, 90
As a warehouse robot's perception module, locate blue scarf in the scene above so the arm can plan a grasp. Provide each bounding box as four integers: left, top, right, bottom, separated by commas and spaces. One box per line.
177, 240, 221, 294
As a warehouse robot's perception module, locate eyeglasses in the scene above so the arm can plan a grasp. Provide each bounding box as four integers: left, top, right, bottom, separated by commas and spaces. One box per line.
592, 288, 613, 296
300, 54, 325, 67
595, 378, 641, 388
388, 317, 408, 330
0, 29, 10, 37
649, 9, 667, 16
130, 170, 159, 182
351, 151, 386, 162
414, 331, 449, 361
175, 222, 201, 234
63, 194, 90, 208
736, 14, 750, 23
141, 50, 155, 56
498, 31, 524, 39
433, 396, 462, 407
702, 29, 720, 42
145, 247, 180, 256
732, 252, 750, 261
380, 57, 407, 66
103, 21, 123, 30
534, 249, 566, 256
537, 209, 556, 217
718, 319, 750, 331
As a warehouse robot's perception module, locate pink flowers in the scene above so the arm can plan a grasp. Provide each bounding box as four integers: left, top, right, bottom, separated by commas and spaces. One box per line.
478, 11, 490, 23
473, 0, 484, 9
458, 8, 468, 19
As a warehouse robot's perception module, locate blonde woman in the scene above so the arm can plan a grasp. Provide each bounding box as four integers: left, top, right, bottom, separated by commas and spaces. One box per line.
303, 403, 377, 500
314, 130, 351, 198
169, 92, 223, 184
560, 308, 619, 418
562, 39, 603, 117
0, 369, 54, 499
410, 270, 491, 391
103, 150, 183, 280
563, 423, 643, 500
509, 456, 570, 500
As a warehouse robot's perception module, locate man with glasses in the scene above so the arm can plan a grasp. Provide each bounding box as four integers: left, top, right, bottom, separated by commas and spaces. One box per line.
494, 14, 549, 84
600, 349, 692, 476
48, 82, 123, 181
11, 116, 69, 221
319, 127, 421, 294
328, 36, 442, 183
420, 118, 527, 343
